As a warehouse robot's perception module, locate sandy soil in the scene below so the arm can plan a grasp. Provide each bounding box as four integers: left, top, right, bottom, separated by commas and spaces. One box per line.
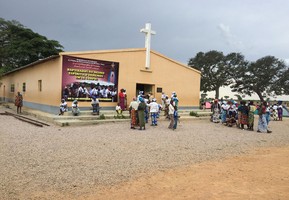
1, 105, 289, 200
92, 146, 289, 200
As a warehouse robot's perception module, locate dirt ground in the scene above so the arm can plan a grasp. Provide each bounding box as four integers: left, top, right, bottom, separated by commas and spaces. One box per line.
91, 146, 289, 200
2, 104, 289, 200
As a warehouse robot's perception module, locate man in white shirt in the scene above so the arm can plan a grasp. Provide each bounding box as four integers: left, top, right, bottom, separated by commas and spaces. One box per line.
147, 98, 159, 126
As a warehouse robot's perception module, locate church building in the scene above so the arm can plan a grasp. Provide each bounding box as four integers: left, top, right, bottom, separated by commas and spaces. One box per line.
0, 24, 201, 114
0, 48, 201, 113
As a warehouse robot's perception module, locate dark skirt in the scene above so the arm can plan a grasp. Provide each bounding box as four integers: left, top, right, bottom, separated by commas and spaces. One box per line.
138, 110, 145, 127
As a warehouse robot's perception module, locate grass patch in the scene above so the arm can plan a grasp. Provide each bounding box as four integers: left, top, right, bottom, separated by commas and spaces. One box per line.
99, 114, 106, 120
114, 114, 127, 119
189, 111, 199, 117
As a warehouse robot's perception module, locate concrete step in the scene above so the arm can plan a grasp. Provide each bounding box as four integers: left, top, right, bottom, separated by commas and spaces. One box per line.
54, 115, 211, 127
55, 118, 131, 126
54, 110, 212, 121
1, 103, 212, 127
62, 110, 212, 116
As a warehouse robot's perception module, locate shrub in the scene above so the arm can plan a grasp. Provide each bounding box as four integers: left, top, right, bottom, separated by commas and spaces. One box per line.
114, 114, 126, 119
99, 114, 105, 120
190, 111, 199, 117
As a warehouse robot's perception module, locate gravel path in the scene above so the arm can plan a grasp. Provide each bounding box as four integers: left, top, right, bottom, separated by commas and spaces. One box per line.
1, 106, 289, 199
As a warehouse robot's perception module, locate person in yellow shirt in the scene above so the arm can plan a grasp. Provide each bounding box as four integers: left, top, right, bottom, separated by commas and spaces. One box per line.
248, 101, 256, 131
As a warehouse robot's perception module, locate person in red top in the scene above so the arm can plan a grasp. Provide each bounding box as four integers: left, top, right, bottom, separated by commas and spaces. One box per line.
15, 92, 23, 114
118, 89, 126, 111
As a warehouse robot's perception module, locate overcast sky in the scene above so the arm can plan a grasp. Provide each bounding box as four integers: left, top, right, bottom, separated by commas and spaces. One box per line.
1, 0, 289, 65
1, 0, 289, 100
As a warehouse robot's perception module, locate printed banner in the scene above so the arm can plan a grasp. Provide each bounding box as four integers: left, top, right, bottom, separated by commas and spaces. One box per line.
62, 55, 119, 102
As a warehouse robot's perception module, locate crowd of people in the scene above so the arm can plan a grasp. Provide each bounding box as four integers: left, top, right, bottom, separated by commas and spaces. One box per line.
57, 89, 180, 131
63, 82, 118, 102
17, 87, 285, 134
128, 91, 179, 131
210, 99, 285, 133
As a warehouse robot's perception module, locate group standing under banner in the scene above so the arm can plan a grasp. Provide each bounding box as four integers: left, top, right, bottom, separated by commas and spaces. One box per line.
57, 89, 180, 130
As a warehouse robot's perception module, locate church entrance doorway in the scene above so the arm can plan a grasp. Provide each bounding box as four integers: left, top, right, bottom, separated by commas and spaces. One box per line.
136, 83, 154, 98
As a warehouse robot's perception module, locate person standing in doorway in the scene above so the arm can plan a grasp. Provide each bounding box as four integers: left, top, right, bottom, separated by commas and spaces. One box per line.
15, 92, 23, 114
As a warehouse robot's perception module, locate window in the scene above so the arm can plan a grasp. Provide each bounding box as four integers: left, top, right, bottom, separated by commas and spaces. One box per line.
10, 84, 15, 92
22, 82, 26, 92
38, 80, 42, 92
157, 87, 162, 93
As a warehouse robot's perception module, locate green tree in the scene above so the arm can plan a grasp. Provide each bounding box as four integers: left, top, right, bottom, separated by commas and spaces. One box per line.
188, 50, 246, 99
0, 18, 63, 74
234, 94, 242, 101
231, 56, 288, 102
275, 65, 289, 94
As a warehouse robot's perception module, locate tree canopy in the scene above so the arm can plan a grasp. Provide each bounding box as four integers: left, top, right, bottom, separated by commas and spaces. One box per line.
231, 56, 289, 102
0, 18, 63, 74
188, 50, 246, 99
188, 50, 289, 102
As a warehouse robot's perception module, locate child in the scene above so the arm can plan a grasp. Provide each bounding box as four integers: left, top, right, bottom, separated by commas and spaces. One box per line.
59, 99, 68, 115
115, 103, 122, 115
71, 100, 80, 116
91, 97, 99, 115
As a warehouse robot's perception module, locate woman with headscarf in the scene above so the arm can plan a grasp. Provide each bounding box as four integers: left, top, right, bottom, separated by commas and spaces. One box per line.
129, 97, 139, 129
137, 97, 146, 130
238, 100, 249, 130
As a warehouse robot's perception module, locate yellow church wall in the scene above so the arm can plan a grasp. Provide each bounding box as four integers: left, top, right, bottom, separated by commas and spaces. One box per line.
149, 52, 201, 106
1, 49, 200, 113
0, 56, 62, 107
61, 48, 201, 107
